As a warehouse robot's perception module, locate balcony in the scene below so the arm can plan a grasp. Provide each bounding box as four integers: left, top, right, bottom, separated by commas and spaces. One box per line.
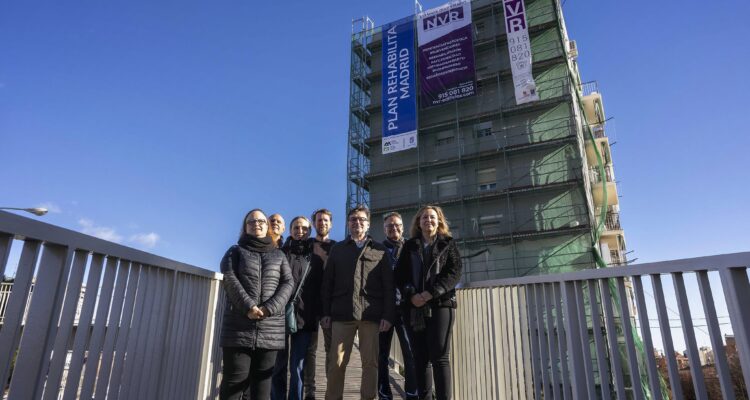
605, 211, 621, 231
2, 212, 750, 399
585, 131, 611, 166
581, 83, 606, 126
589, 165, 619, 207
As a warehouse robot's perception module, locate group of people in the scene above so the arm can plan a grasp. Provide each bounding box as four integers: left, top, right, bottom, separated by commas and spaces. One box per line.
219, 204, 463, 400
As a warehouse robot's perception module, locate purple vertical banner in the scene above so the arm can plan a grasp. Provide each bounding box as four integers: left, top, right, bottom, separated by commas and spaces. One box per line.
417, 1, 476, 108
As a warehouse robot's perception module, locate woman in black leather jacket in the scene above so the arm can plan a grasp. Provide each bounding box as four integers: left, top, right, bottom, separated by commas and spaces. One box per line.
220, 209, 294, 400
395, 205, 462, 400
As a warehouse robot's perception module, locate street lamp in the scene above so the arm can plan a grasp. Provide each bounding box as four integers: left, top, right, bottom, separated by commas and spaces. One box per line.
0, 207, 48, 216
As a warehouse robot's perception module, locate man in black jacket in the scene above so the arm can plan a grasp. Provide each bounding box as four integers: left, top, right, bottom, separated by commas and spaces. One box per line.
321, 205, 395, 400
303, 208, 336, 400
378, 212, 418, 400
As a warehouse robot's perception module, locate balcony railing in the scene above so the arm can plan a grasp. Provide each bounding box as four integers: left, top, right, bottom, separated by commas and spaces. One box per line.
605, 211, 622, 231
590, 164, 615, 184
592, 125, 606, 139
452, 252, 750, 399
581, 80, 599, 96
609, 249, 626, 266
0, 211, 224, 400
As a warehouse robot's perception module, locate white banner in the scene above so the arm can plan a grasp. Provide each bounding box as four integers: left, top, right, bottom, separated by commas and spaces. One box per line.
503, 0, 539, 105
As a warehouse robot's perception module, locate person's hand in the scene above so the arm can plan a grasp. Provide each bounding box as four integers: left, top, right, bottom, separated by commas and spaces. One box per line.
379, 319, 392, 332
259, 306, 270, 319
419, 291, 433, 302
320, 316, 331, 329
247, 306, 264, 320
411, 294, 426, 308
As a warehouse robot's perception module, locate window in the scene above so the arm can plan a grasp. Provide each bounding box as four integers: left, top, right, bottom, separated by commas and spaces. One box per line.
474, 22, 485, 36
475, 122, 493, 138
433, 174, 458, 198
476, 167, 496, 192
451, 224, 461, 239
476, 214, 504, 235
435, 130, 455, 146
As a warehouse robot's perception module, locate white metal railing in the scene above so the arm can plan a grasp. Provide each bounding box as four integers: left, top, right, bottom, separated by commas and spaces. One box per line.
0, 211, 225, 400
452, 252, 750, 399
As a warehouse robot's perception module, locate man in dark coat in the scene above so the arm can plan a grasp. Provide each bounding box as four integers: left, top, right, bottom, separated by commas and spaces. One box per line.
321, 205, 395, 400
378, 212, 418, 400
304, 208, 336, 400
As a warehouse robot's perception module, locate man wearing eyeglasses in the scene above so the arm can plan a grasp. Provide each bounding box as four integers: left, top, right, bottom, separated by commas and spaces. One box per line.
378, 212, 418, 400
320, 205, 395, 400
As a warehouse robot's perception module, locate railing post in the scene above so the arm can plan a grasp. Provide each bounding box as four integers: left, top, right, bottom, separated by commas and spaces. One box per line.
561, 280, 587, 399
0, 233, 12, 278
0, 240, 41, 390
696, 270, 735, 400
673, 272, 708, 399
720, 266, 750, 393
7, 243, 68, 400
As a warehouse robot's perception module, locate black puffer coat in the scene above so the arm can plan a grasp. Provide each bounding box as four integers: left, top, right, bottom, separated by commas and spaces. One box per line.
395, 235, 462, 308
220, 244, 294, 350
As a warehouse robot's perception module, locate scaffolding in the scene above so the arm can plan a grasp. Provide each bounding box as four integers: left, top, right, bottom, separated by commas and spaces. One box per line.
344, 0, 649, 395
345, 0, 598, 281
346, 17, 375, 215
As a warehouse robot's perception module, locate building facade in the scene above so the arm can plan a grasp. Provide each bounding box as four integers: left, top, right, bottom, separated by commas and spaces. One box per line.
346, 0, 626, 283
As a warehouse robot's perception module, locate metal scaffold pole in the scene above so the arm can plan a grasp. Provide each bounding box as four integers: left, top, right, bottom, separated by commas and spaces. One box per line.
346, 16, 375, 219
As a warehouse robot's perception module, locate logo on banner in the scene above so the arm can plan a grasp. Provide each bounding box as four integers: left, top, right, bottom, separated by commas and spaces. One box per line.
422, 6, 464, 31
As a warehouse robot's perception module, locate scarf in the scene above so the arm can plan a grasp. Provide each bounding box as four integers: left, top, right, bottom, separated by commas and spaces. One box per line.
284, 237, 311, 255
238, 233, 276, 253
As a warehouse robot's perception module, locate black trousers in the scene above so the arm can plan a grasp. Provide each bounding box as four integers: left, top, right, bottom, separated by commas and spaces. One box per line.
220, 347, 278, 400
406, 307, 455, 400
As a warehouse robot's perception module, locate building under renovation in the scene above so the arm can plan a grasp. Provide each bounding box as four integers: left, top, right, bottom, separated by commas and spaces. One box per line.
346, 0, 626, 283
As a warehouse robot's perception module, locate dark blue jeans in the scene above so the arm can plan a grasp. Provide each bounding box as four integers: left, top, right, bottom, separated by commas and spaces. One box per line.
271, 331, 315, 400
378, 313, 418, 400
288, 330, 314, 400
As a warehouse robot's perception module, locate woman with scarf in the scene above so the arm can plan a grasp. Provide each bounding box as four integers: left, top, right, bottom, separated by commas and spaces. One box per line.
220, 209, 294, 400
271, 216, 323, 400
395, 205, 462, 400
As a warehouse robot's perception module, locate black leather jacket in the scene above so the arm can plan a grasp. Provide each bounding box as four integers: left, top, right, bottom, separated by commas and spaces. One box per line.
395, 235, 462, 308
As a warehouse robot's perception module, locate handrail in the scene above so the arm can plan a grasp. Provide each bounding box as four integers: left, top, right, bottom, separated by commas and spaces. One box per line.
0, 211, 224, 400
463, 251, 750, 287
0, 211, 220, 280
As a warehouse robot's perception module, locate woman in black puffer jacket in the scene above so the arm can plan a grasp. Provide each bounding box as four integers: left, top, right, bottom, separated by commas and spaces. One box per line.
220, 209, 294, 400
395, 205, 462, 400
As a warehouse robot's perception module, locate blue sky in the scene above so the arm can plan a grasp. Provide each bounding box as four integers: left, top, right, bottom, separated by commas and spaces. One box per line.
2, 0, 749, 278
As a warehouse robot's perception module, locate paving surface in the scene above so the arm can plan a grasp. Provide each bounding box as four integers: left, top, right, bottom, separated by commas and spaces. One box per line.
307, 330, 407, 399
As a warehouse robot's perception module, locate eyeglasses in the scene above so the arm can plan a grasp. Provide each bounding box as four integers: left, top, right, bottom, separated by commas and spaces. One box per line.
385, 223, 403, 228
247, 219, 267, 226
348, 217, 368, 223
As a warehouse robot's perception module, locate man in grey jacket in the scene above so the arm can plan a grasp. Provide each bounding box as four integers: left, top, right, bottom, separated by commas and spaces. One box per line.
320, 205, 395, 400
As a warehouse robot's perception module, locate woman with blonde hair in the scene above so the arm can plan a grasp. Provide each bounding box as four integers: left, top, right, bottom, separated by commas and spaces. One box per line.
395, 205, 462, 400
